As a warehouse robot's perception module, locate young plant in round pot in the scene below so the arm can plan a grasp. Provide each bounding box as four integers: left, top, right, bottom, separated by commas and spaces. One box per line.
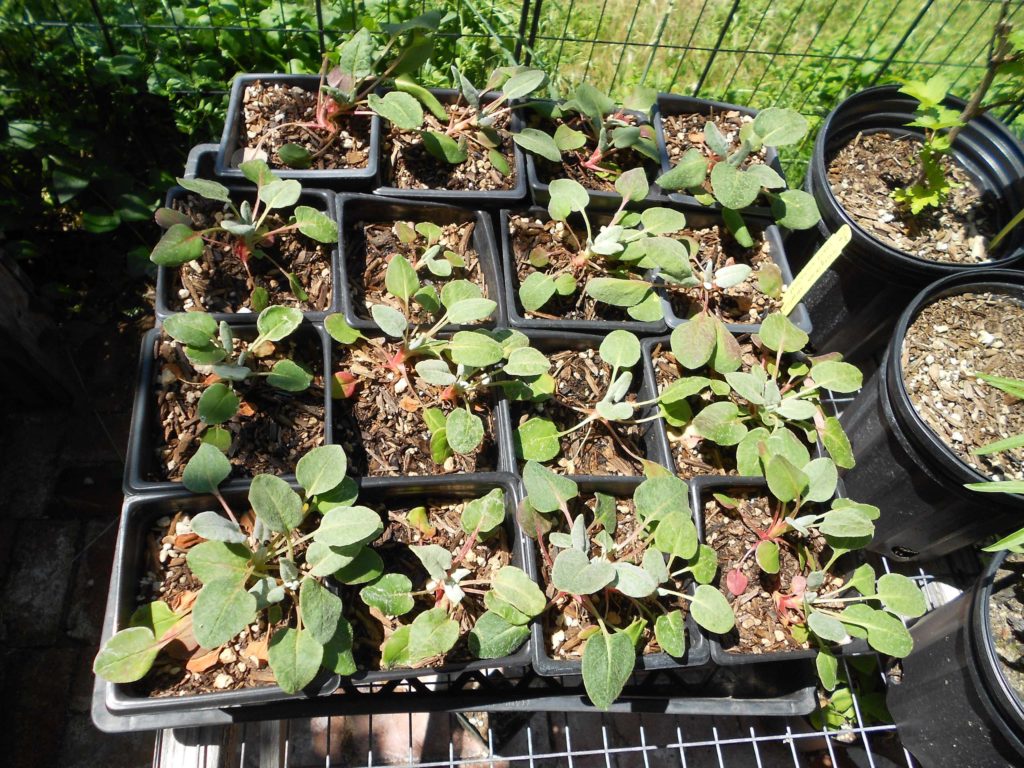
690, 470, 925, 689
801, 2, 1024, 362
151, 162, 339, 321
125, 306, 328, 493
647, 312, 860, 480
335, 194, 503, 332
655, 103, 820, 240
513, 83, 661, 209
519, 463, 730, 710
839, 268, 1024, 561
215, 11, 451, 185
370, 64, 547, 204
511, 330, 666, 478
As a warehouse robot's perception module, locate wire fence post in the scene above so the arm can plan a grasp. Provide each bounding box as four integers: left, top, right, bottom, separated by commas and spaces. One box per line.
693, 0, 742, 97
87, 0, 116, 56
514, 0, 532, 64
870, 0, 935, 85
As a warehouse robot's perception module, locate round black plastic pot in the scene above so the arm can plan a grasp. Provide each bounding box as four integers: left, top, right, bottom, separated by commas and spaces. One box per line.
499, 207, 669, 335
154, 184, 341, 325
335, 193, 506, 332
123, 324, 333, 495
654, 93, 780, 219
839, 269, 1024, 561
529, 476, 712, 685
656, 213, 812, 335
516, 100, 666, 211
689, 476, 870, 666
888, 551, 1024, 767
802, 84, 1024, 363
508, 331, 672, 479
215, 74, 380, 190
374, 88, 527, 207
326, 332, 518, 479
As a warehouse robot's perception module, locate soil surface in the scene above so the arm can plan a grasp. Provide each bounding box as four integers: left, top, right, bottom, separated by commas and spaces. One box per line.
902, 292, 1024, 482
663, 225, 782, 323
537, 493, 690, 661
828, 131, 998, 264
512, 348, 648, 476
332, 338, 498, 476
349, 219, 487, 323
151, 333, 325, 482
383, 101, 517, 191
703, 493, 837, 655
238, 80, 371, 170
990, 554, 1024, 704
168, 194, 332, 313
662, 109, 769, 170
342, 498, 516, 670
525, 112, 658, 192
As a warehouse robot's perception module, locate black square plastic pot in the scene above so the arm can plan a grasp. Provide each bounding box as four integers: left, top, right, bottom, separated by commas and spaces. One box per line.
654, 94, 782, 219
215, 74, 380, 191
801, 85, 1024, 363
183, 143, 220, 180
653, 210, 812, 335
499, 207, 669, 335
528, 476, 711, 684
374, 88, 527, 207
515, 100, 666, 211
326, 332, 518, 478
508, 331, 672, 480
154, 184, 340, 325
335, 194, 506, 332
689, 475, 870, 667
123, 324, 333, 495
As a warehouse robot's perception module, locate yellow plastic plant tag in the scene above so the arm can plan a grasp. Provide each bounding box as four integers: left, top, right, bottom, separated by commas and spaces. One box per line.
782, 225, 851, 316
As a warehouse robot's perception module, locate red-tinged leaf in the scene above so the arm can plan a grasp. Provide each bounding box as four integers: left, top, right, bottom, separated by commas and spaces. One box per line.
333, 371, 359, 399
726, 569, 748, 596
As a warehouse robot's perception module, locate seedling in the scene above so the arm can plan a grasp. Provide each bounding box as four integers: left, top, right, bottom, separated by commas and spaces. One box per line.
514, 83, 659, 180
519, 463, 733, 709
369, 64, 547, 171
358, 488, 546, 668
658, 312, 861, 470
893, 2, 1023, 215
94, 445, 372, 694
655, 106, 820, 241
513, 330, 661, 467
161, 305, 313, 474
151, 160, 337, 306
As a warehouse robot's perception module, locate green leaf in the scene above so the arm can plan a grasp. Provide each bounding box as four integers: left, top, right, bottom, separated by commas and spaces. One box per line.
299, 578, 343, 645
151, 224, 204, 266
371, 304, 408, 338
448, 330, 503, 367
810, 361, 863, 394
324, 314, 364, 345
187, 540, 251, 584
197, 383, 239, 425
635, 476, 689, 523
515, 418, 561, 461
693, 401, 748, 445
316, 506, 385, 548
430, 430, 453, 464
408, 607, 460, 663
490, 565, 546, 617
519, 272, 557, 311
192, 579, 257, 648
690, 584, 736, 634
381, 625, 412, 669
386, 254, 419, 305
322, 616, 357, 675
849, 563, 877, 596
411, 544, 452, 581
755, 539, 780, 573
360, 573, 415, 616
582, 630, 635, 710
615, 167, 649, 201
93, 627, 160, 683
422, 407, 447, 434
502, 68, 546, 99
823, 416, 855, 469
416, 359, 457, 387
752, 107, 809, 147
816, 646, 839, 691
314, 477, 359, 511
259, 179, 302, 210
585, 278, 651, 308
653, 513, 698, 559
423, 131, 468, 164
239, 159, 277, 186
552, 549, 615, 595
130, 601, 182, 641
671, 313, 716, 369
640, 207, 687, 235
974, 433, 1024, 457
177, 177, 232, 203
447, 298, 497, 325
654, 610, 686, 657
504, 347, 551, 377
966, 481, 1024, 495
799, 457, 837, 503
462, 488, 506, 535
876, 573, 927, 618
745, 164, 786, 190
547, 178, 590, 220
656, 148, 708, 191
514, 128, 562, 162
190, 511, 246, 544
332, 547, 384, 585
368, 91, 424, 130
256, 306, 303, 342
278, 143, 312, 169
839, 604, 913, 657
771, 189, 821, 230
468, 612, 530, 659
182, 443, 232, 493
296, 445, 348, 497
445, 409, 484, 455
268, 627, 323, 694
522, 461, 578, 513
440, 279, 482, 309
756, 313, 808, 353
612, 561, 658, 597
765, 455, 808, 503
599, 330, 641, 370
267, 359, 312, 391
975, 373, 1024, 400
249, 474, 304, 532
819, 506, 875, 539
689, 544, 719, 584
155, 207, 193, 228
554, 123, 587, 150
710, 163, 761, 210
